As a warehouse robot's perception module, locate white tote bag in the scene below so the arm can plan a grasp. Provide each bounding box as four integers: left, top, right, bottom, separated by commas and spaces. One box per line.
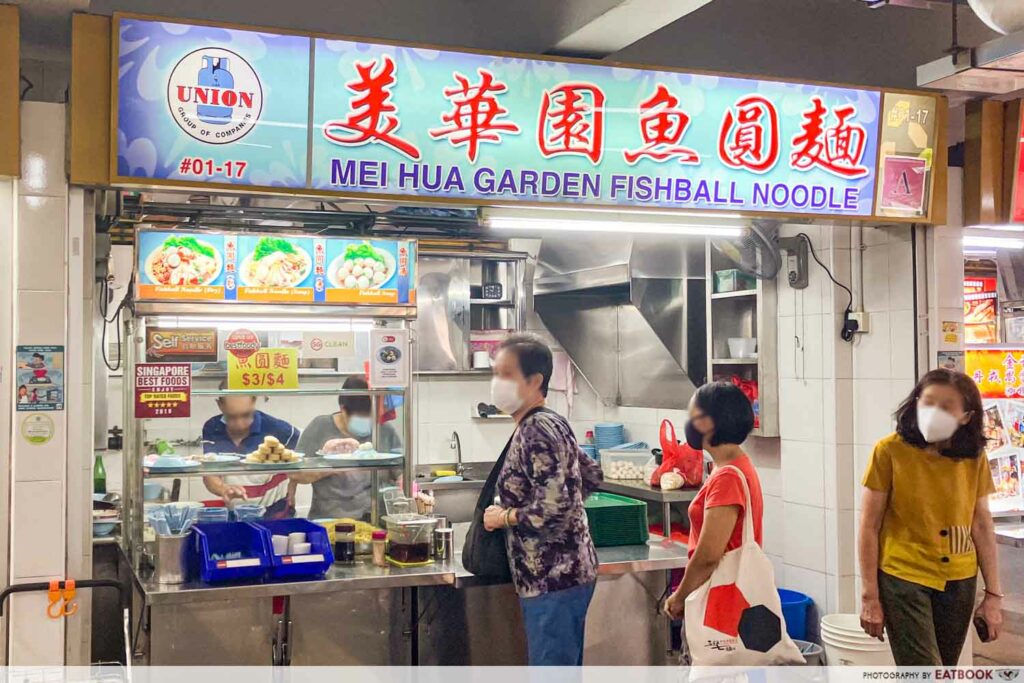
684, 466, 804, 665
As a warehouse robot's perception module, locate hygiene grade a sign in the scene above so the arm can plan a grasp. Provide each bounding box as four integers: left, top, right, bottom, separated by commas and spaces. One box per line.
109, 14, 937, 219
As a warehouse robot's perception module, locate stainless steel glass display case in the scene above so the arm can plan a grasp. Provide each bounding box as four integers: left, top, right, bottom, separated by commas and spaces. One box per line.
120, 311, 415, 569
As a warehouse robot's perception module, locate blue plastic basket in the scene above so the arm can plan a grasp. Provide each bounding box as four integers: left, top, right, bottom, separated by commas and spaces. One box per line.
190, 522, 271, 583
254, 518, 334, 579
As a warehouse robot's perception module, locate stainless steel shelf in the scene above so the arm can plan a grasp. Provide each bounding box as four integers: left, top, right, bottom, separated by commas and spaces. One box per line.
469, 299, 514, 307
190, 388, 405, 397
710, 290, 757, 300
710, 358, 759, 365
144, 458, 404, 478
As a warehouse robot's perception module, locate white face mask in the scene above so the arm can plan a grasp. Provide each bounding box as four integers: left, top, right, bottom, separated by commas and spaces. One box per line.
491, 377, 524, 415
917, 404, 961, 443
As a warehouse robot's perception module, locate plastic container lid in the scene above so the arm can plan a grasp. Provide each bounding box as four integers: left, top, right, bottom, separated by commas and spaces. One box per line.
372, 530, 388, 540
334, 523, 356, 533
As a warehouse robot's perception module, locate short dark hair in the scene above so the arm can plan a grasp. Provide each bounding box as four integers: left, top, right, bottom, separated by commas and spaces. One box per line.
498, 334, 554, 397
693, 382, 755, 446
216, 379, 255, 402
895, 369, 985, 459
339, 375, 370, 414
32, 353, 44, 360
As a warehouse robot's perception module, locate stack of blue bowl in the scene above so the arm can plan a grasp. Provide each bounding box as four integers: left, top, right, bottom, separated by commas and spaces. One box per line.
580, 444, 599, 461
594, 423, 626, 452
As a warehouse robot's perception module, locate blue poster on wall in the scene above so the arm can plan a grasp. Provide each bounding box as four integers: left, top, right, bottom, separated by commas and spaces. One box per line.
115, 18, 311, 187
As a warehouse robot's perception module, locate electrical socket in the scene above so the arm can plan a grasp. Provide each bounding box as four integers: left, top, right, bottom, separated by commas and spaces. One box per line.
849, 311, 869, 334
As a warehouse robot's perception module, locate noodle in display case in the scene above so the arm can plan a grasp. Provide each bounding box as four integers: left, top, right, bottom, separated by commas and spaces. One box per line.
136, 229, 416, 306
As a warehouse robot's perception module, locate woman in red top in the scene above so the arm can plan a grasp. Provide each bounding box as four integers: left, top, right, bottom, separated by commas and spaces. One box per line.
664, 382, 762, 619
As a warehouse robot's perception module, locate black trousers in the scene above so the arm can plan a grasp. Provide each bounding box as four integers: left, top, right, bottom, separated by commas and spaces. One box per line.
878, 571, 977, 666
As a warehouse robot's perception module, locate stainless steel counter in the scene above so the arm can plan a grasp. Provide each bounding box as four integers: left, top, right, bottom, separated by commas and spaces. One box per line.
130, 524, 687, 665
134, 559, 455, 605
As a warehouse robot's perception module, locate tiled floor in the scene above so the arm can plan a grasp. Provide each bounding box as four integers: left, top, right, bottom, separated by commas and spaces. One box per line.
974, 543, 1024, 665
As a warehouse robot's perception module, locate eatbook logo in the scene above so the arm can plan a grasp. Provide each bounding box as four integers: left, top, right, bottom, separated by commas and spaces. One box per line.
166, 48, 264, 145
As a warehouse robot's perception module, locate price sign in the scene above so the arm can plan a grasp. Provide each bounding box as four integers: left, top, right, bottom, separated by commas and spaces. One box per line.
227, 347, 299, 391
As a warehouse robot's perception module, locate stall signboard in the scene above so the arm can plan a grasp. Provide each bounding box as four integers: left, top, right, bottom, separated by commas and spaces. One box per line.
145, 327, 219, 362
966, 349, 1024, 399
134, 363, 191, 418
310, 39, 880, 216
135, 229, 417, 307
109, 15, 949, 220
114, 17, 310, 188
965, 277, 998, 345
227, 347, 299, 390
969, 349, 1024, 512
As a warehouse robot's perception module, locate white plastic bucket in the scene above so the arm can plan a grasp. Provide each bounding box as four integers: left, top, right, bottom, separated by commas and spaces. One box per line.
821, 613, 868, 634
821, 629, 890, 650
820, 613, 895, 665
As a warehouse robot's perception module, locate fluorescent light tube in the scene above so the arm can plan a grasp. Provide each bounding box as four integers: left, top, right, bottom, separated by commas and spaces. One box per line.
962, 235, 1024, 249
485, 216, 742, 237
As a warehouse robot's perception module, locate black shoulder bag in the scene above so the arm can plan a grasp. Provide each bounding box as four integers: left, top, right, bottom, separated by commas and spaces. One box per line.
462, 406, 550, 580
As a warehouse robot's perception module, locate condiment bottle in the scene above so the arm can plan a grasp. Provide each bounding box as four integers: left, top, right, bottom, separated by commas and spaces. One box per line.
371, 529, 388, 568
334, 523, 356, 564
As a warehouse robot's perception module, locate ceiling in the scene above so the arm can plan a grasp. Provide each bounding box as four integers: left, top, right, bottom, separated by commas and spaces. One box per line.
11, 0, 1001, 89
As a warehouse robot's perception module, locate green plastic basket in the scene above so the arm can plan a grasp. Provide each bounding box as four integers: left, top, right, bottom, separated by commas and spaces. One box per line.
584, 492, 649, 547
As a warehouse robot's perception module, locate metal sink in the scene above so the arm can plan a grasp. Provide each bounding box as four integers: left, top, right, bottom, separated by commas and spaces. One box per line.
415, 463, 493, 523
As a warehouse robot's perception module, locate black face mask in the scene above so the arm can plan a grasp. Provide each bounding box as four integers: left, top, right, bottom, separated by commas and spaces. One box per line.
684, 420, 706, 451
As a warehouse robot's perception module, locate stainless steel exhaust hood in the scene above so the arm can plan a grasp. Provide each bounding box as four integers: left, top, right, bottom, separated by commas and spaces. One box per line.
534, 233, 706, 409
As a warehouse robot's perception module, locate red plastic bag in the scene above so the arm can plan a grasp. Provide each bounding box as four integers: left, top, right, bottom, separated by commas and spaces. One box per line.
730, 376, 760, 428
650, 419, 703, 488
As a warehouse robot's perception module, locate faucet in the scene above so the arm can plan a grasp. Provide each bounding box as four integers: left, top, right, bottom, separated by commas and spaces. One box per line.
450, 431, 464, 476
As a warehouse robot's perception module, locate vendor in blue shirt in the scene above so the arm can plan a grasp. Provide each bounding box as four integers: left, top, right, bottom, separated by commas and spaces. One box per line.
201, 393, 300, 519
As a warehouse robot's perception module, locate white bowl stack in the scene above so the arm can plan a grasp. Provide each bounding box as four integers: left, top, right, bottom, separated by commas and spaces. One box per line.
820, 614, 896, 666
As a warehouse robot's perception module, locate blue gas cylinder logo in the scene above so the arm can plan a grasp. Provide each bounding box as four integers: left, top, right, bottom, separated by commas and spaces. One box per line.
166, 48, 264, 145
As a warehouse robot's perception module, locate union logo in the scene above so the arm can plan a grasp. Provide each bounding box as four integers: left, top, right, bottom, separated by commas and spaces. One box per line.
166, 48, 263, 145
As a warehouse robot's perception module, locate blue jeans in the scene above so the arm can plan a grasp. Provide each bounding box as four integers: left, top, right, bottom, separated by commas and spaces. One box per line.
519, 582, 596, 666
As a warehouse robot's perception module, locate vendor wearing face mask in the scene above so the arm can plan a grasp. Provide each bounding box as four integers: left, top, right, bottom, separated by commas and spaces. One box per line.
482, 334, 603, 666
292, 375, 402, 520
858, 369, 1003, 665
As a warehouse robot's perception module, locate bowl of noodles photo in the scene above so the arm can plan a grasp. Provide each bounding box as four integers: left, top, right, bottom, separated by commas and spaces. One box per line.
328, 242, 396, 291
145, 235, 223, 287
240, 237, 312, 288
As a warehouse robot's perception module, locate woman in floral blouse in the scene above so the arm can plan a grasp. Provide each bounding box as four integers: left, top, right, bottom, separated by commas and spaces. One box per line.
483, 334, 603, 666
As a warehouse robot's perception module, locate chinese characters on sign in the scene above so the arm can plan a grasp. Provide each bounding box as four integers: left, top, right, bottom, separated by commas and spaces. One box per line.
311, 41, 881, 214
966, 350, 1024, 399
113, 17, 945, 218
134, 363, 192, 418
227, 348, 299, 390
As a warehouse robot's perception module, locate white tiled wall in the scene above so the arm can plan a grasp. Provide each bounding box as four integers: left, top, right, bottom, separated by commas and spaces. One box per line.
8, 103, 69, 665
773, 221, 922, 623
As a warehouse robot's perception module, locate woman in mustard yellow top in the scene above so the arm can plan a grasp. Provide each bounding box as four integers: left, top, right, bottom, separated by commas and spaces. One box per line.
859, 369, 1003, 665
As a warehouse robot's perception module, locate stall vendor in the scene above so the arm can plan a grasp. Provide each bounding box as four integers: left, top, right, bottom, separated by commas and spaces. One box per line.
292, 375, 401, 520
201, 391, 301, 519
